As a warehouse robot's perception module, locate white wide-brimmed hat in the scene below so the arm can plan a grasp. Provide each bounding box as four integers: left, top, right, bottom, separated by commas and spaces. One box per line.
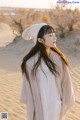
22, 23, 47, 44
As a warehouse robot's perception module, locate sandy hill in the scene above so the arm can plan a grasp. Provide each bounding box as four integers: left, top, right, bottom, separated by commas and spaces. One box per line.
0, 29, 80, 120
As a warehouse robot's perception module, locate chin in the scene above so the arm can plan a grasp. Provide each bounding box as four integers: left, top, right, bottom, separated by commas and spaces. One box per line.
53, 43, 56, 47
54, 44, 56, 47
50, 44, 56, 48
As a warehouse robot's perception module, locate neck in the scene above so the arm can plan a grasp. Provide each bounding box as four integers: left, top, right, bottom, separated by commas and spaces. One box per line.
38, 47, 52, 57
46, 47, 52, 57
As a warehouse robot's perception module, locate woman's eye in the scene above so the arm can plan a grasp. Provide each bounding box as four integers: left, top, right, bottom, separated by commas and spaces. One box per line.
49, 34, 53, 37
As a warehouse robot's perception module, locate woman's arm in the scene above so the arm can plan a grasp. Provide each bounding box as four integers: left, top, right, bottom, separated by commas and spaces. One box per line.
20, 73, 29, 104
60, 61, 75, 118
20, 70, 35, 120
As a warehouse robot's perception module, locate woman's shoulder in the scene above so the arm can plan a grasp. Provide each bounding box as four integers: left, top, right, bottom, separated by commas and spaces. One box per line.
51, 50, 62, 63
51, 50, 64, 71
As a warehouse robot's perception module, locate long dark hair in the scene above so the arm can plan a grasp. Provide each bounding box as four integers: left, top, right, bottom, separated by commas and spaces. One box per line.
21, 25, 70, 81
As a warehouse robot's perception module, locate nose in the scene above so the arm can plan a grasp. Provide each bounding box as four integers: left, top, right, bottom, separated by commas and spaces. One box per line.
53, 37, 57, 42
54, 36, 57, 40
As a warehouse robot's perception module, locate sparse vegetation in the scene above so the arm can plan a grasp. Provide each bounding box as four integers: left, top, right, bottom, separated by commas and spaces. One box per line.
0, 7, 80, 38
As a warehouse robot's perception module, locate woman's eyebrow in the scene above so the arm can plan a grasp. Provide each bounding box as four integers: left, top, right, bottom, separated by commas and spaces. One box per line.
49, 33, 55, 35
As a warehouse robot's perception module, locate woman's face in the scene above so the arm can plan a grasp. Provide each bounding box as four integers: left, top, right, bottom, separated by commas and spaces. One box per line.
38, 32, 57, 48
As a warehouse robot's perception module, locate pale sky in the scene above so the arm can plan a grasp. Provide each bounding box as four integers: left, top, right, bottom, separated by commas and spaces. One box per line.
0, 0, 79, 9
0, 0, 53, 9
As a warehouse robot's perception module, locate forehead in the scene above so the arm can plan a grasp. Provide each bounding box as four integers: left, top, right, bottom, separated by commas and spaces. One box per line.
45, 26, 56, 33
44, 32, 55, 36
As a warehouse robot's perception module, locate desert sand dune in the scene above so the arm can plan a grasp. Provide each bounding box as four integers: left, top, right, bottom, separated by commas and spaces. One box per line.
0, 30, 80, 120
0, 23, 15, 47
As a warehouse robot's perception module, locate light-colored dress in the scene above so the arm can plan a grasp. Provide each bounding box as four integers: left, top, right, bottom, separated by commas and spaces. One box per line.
37, 60, 62, 120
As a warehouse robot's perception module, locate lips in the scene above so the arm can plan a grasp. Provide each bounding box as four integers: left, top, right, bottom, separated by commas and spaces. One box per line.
53, 40, 56, 43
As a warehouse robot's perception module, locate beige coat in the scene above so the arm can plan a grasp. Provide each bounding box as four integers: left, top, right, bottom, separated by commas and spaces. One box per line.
20, 50, 75, 120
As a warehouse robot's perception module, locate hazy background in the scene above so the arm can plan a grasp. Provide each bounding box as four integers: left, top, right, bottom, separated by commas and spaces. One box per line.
0, 0, 80, 120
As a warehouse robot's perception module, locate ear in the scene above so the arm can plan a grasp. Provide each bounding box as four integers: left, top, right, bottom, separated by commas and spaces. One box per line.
38, 38, 44, 43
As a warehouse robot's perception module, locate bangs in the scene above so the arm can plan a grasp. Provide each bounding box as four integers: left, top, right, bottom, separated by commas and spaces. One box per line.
37, 25, 56, 39
44, 25, 56, 35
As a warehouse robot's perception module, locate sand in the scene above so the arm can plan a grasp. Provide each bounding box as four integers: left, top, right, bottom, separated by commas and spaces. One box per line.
0, 23, 16, 47
0, 29, 80, 120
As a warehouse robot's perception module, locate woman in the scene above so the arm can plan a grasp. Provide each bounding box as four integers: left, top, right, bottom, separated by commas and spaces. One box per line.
20, 23, 75, 120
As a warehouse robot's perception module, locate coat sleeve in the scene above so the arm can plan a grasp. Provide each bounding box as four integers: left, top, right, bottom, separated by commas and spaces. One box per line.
60, 61, 75, 118
20, 72, 35, 120
20, 73, 28, 104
